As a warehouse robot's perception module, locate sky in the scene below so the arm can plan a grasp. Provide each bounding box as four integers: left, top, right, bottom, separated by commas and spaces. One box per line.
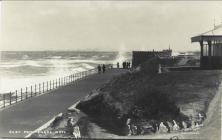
0, 1, 222, 52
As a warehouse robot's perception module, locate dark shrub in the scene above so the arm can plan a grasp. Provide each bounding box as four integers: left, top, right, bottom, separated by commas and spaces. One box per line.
129, 87, 180, 121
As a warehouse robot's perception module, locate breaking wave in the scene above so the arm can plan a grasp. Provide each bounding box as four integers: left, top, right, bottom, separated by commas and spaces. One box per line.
0, 51, 131, 93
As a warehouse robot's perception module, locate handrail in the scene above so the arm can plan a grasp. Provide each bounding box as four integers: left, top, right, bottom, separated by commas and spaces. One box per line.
0, 64, 113, 109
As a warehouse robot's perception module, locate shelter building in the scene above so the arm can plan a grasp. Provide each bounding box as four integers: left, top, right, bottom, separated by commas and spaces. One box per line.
132, 49, 172, 68
191, 25, 222, 69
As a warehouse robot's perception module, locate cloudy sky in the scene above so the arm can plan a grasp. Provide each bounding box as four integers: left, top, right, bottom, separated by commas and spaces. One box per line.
1, 1, 222, 52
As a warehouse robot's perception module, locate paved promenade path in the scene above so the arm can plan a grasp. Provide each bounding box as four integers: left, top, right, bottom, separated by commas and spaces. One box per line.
0, 69, 127, 138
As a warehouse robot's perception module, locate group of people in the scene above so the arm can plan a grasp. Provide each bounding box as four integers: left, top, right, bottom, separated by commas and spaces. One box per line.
117, 61, 131, 69
97, 64, 106, 74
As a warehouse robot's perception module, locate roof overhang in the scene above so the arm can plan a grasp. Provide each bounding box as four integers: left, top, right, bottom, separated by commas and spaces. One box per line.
191, 35, 222, 43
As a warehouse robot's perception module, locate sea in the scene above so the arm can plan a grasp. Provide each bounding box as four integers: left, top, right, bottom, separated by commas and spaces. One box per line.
0, 51, 132, 94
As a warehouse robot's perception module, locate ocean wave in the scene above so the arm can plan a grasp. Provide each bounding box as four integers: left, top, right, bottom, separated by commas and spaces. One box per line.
45, 56, 63, 59
22, 55, 29, 60
80, 63, 95, 69
0, 51, 132, 93
0, 61, 42, 68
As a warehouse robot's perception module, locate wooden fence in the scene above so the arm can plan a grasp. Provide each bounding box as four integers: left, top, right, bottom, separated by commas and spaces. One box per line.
0, 65, 112, 109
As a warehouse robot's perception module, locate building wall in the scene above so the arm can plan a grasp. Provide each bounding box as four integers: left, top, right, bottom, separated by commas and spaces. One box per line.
132, 49, 172, 68
201, 56, 222, 69
200, 43, 222, 69
213, 43, 222, 56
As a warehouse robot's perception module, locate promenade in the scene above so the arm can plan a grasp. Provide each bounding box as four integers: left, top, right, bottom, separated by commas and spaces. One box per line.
0, 69, 127, 138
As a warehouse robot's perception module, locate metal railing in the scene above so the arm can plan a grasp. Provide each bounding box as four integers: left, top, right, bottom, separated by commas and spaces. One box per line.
0, 65, 113, 109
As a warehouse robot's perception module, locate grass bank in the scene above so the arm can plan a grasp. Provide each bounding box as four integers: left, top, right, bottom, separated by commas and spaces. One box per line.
77, 57, 221, 136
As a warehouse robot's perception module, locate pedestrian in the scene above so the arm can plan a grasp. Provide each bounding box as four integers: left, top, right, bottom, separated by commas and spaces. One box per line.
97, 64, 101, 74
123, 62, 126, 69
129, 62, 131, 68
102, 64, 106, 73
126, 62, 128, 68
117, 62, 119, 68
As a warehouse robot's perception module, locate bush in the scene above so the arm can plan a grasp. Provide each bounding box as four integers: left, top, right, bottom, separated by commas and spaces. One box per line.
129, 87, 180, 121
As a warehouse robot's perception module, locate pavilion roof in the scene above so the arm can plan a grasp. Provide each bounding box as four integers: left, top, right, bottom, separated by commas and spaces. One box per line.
191, 24, 222, 42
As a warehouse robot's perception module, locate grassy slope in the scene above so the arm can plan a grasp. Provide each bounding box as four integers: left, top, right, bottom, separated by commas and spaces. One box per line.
77, 58, 221, 136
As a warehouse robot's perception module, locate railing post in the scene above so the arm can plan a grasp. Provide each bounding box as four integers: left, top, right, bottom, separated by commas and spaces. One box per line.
66, 77, 67, 85
16, 90, 17, 103
59, 78, 60, 86
47, 81, 48, 91
35, 84, 37, 96
53, 80, 54, 89
64, 77, 65, 85
39, 83, 41, 94
9, 92, 12, 105
3, 94, 5, 108
43, 82, 44, 93
21, 88, 23, 101
56, 79, 57, 88
26, 87, 28, 99
31, 86, 32, 97
49, 81, 51, 90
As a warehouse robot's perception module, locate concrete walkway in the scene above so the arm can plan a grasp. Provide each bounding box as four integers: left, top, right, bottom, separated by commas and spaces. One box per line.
0, 69, 127, 138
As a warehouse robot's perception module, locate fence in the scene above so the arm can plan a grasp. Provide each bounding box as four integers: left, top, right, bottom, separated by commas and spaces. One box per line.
0, 65, 112, 109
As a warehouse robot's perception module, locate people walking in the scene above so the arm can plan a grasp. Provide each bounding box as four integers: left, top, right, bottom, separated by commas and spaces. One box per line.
97, 64, 101, 74
117, 62, 119, 68
102, 64, 106, 73
127, 62, 130, 68
123, 62, 126, 69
